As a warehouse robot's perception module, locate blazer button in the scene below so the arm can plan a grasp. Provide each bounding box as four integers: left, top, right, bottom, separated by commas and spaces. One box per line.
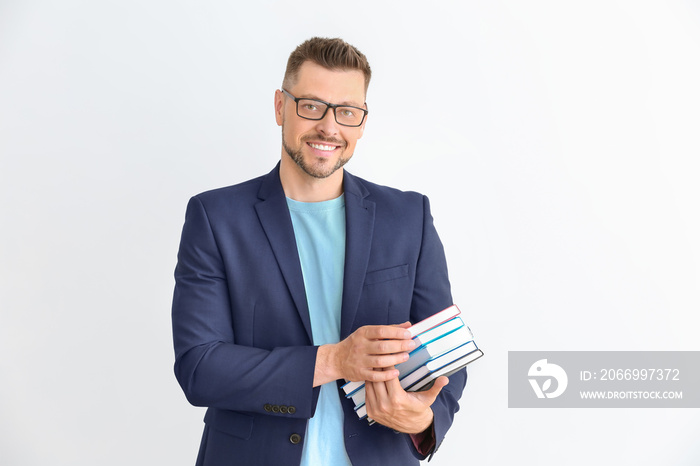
272, 405, 280, 413
279, 405, 288, 414
289, 433, 302, 444
288, 406, 296, 414
263, 404, 272, 412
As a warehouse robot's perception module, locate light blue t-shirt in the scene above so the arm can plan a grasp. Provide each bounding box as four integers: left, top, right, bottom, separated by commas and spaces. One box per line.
287, 194, 353, 466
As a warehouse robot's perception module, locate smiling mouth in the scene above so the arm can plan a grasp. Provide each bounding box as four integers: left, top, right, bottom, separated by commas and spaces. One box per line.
307, 142, 339, 152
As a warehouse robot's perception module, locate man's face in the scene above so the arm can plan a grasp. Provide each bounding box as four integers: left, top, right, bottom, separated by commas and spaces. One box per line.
275, 61, 367, 180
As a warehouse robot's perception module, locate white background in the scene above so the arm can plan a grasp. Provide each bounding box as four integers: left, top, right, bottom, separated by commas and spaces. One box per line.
1, 1, 699, 465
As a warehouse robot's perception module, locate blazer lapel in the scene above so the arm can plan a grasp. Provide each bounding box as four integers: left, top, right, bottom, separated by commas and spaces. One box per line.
254, 165, 313, 343
340, 171, 376, 339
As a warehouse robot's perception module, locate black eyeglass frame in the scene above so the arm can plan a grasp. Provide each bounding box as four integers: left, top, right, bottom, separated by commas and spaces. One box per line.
281, 89, 368, 127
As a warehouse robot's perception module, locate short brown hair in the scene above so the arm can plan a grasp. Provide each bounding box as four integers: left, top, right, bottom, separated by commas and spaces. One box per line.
282, 37, 372, 93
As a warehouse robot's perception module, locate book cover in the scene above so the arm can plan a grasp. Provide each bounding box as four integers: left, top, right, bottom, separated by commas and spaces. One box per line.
354, 347, 484, 421
351, 340, 480, 408
394, 325, 474, 378
406, 348, 484, 392
342, 305, 463, 396
413, 316, 465, 348
406, 304, 461, 338
398, 340, 479, 391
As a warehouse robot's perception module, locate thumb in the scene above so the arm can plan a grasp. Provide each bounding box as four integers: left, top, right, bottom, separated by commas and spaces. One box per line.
413, 376, 449, 404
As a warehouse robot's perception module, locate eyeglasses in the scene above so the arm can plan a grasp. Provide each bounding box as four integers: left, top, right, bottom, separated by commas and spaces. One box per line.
281, 89, 368, 127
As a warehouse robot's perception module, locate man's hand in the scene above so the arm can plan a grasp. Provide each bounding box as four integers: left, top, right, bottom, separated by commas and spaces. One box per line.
364, 375, 449, 434
314, 322, 415, 386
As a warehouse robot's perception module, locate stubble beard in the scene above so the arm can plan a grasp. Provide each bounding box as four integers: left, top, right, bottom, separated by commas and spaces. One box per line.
282, 129, 350, 180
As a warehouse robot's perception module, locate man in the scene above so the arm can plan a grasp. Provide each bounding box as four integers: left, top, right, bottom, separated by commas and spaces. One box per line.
172, 37, 467, 466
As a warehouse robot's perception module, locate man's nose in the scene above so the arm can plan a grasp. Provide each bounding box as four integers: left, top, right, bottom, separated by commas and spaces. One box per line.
314, 108, 340, 136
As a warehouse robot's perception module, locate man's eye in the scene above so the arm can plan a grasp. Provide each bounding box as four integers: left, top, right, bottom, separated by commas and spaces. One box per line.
303, 104, 319, 111
340, 109, 355, 117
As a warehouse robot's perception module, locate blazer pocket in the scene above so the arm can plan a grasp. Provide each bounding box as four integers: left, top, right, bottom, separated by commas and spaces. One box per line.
364, 264, 409, 286
204, 409, 254, 440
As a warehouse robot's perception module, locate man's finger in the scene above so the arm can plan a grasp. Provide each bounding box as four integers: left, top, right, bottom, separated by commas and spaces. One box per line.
368, 339, 415, 356
362, 325, 412, 341
368, 352, 410, 369
383, 372, 405, 398
365, 379, 391, 421
369, 379, 389, 400
411, 376, 449, 405
363, 367, 399, 382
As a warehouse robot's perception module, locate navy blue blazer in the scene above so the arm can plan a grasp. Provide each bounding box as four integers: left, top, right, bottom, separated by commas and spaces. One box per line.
172, 164, 467, 466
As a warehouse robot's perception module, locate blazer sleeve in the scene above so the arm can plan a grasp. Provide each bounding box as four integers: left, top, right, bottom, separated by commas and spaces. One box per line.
406, 195, 467, 460
172, 196, 321, 418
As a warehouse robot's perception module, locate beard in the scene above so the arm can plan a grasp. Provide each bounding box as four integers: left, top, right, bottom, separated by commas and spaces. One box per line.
282, 130, 350, 179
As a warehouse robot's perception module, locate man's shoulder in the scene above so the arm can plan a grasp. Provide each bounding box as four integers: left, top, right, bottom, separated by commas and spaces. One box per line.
345, 171, 425, 205
194, 175, 264, 203
180, 175, 267, 225
189, 168, 428, 210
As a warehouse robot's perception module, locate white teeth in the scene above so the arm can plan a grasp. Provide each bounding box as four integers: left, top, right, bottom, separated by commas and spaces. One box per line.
309, 143, 336, 151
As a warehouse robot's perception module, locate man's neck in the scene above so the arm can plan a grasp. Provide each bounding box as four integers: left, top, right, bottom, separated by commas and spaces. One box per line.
279, 156, 344, 202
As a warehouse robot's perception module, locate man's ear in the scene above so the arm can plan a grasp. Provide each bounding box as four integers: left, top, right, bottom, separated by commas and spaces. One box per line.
274, 89, 284, 126
357, 109, 368, 139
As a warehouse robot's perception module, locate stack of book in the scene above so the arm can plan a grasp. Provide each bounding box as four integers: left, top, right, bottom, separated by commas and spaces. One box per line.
341, 305, 484, 423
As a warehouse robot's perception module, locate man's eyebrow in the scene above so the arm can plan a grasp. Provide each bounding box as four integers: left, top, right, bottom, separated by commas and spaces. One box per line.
298, 94, 364, 107
339, 100, 365, 107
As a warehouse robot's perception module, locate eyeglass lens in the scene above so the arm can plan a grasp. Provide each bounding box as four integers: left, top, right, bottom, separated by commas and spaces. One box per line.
296, 99, 364, 126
